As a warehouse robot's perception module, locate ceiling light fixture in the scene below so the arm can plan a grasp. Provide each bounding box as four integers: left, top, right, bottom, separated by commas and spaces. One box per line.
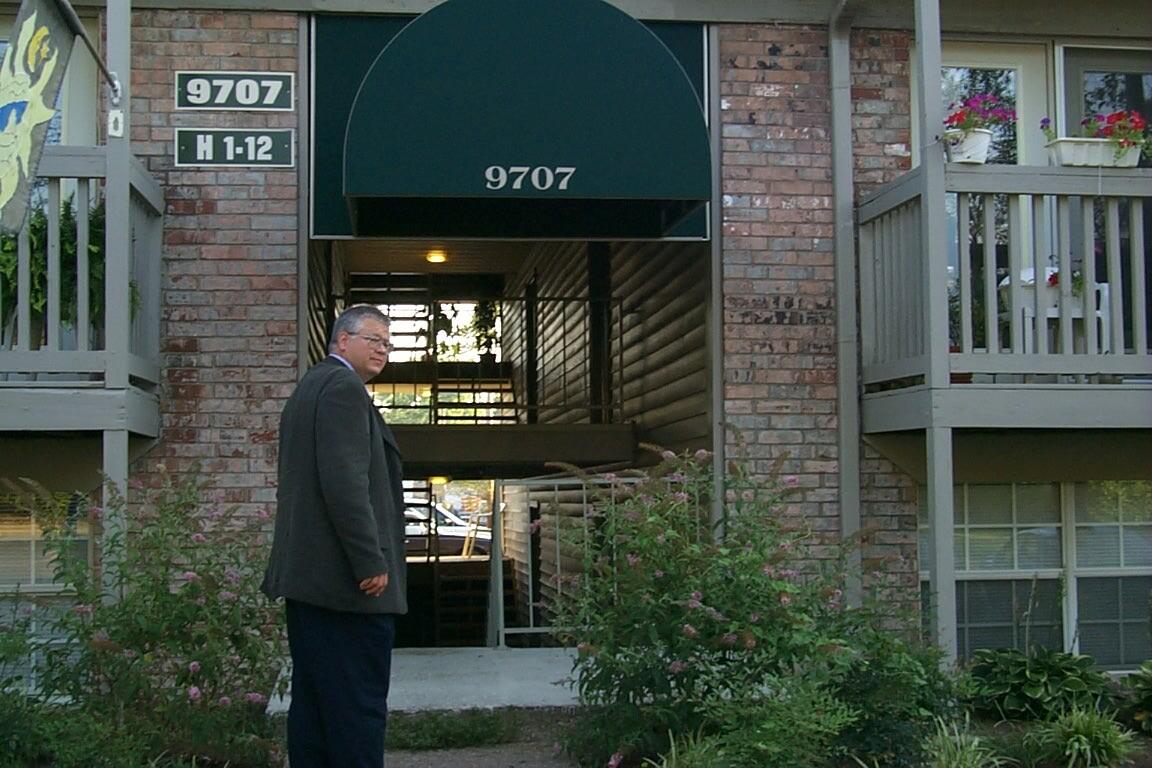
425, 248, 447, 263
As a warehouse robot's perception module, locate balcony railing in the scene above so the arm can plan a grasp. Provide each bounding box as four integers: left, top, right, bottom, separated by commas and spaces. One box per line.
369, 296, 625, 425
0, 146, 164, 389
858, 164, 1152, 389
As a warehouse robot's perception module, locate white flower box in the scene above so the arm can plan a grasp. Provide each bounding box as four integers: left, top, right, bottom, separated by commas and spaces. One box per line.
1045, 137, 1141, 167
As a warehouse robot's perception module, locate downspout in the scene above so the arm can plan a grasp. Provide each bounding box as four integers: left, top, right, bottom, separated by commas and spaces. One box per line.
829, 0, 862, 604
708, 25, 726, 533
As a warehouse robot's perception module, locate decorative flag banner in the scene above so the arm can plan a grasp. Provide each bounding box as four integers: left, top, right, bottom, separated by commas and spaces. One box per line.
0, 0, 76, 235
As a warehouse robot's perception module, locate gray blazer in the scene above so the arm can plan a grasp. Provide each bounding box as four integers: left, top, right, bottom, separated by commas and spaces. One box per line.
262, 357, 408, 615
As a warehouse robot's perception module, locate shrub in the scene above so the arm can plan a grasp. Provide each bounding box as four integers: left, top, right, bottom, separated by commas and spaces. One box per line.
1117, 661, 1152, 735
831, 632, 961, 768
5, 467, 287, 767
1026, 706, 1138, 768
967, 647, 1112, 721
643, 729, 733, 768
551, 446, 957, 767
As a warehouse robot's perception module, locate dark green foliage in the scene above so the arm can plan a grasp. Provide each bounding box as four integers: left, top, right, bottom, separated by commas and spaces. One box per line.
1117, 661, 1152, 736
967, 647, 1112, 721
833, 635, 961, 768
0, 198, 107, 331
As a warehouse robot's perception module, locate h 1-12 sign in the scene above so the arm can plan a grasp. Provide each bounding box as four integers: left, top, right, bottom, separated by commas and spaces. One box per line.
175, 129, 295, 168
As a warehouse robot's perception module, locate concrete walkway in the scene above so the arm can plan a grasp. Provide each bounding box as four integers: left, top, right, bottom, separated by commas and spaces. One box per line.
270, 647, 579, 714
390, 647, 579, 711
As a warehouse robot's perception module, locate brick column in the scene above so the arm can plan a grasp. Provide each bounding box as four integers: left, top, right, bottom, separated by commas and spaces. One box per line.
718, 24, 921, 605
129, 10, 300, 518
718, 26, 839, 539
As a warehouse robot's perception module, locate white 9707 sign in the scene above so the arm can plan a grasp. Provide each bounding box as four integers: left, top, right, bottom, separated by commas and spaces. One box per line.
175, 72, 294, 111
484, 165, 575, 191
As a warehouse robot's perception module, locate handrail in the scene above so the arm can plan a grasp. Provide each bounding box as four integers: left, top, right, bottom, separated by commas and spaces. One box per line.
858, 164, 1152, 390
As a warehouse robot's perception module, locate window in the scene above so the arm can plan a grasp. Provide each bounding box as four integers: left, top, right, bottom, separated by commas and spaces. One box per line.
920, 481, 1152, 669
0, 493, 91, 591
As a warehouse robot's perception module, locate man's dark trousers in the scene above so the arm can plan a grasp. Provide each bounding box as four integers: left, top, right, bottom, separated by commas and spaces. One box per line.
286, 599, 396, 767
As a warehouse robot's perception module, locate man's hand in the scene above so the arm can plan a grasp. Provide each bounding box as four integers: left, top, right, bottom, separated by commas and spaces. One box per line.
359, 573, 389, 597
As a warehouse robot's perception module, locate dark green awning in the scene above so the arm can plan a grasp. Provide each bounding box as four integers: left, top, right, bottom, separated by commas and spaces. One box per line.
343, 0, 711, 239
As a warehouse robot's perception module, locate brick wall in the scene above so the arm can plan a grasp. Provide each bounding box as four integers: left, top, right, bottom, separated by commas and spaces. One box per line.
718, 24, 919, 601
129, 11, 300, 517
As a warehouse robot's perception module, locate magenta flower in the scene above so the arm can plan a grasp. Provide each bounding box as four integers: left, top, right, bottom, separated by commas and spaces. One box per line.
608, 751, 625, 768
626, 553, 639, 567
673, 491, 690, 502
191, 533, 207, 543
188, 661, 201, 674
218, 695, 232, 707
188, 686, 202, 702
653, 569, 664, 579
721, 633, 738, 647
178, 570, 200, 582
667, 660, 687, 674
244, 692, 267, 705
219, 590, 237, 602
529, 518, 543, 535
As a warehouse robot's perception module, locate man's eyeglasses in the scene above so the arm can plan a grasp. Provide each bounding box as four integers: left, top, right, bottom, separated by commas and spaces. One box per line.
348, 333, 394, 351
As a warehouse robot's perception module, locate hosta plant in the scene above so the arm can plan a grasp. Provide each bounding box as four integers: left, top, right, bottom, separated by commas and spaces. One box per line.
967, 646, 1111, 721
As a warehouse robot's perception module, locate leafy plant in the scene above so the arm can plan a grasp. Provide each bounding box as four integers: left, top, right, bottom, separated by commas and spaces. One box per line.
3, 466, 287, 767
551, 446, 957, 768
967, 647, 1112, 721
1025, 706, 1138, 768
921, 717, 1011, 768
0, 197, 108, 338
470, 299, 499, 356
642, 729, 732, 768
1117, 661, 1152, 736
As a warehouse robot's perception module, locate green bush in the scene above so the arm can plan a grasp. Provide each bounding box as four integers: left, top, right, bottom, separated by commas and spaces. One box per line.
551, 447, 958, 768
3, 467, 287, 767
967, 647, 1112, 721
1026, 706, 1138, 768
831, 632, 961, 768
1117, 661, 1152, 735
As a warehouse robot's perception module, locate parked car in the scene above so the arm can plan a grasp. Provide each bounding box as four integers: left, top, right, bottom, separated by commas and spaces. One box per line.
404, 504, 492, 557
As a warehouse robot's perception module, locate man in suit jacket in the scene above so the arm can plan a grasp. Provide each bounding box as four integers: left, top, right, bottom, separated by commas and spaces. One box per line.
262, 304, 407, 768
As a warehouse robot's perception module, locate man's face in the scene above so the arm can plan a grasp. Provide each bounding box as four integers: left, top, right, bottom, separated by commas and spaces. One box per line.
336, 318, 391, 382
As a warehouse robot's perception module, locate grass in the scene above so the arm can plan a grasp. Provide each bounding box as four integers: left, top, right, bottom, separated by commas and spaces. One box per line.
386, 706, 576, 751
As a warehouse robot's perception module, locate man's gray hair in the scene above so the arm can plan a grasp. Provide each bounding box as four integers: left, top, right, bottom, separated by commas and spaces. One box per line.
328, 304, 391, 351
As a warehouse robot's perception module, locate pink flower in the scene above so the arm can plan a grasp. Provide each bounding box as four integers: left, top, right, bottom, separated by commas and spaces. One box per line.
779, 594, 792, 606
188, 686, 202, 702
178, 571, 200, 582
694, 448, 711, 461
218, 696, 232, 707
661, 450, 676, 460
682, 623, 699, 639
667, 660, 687, 675
191, 533, 207, 544
784, 475, 800, 487
244, 692, 267, 705
721, 633, 738, 647
626, 553, 639, 567
749, 612, 761, 623
608, 752, 625, 768
88, 505, 104, 521
219, 590, 237, 602
188, 661, 201, 674
673, 491, 689, 502
529, 519, 543, 535
653, 569, 664, 579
